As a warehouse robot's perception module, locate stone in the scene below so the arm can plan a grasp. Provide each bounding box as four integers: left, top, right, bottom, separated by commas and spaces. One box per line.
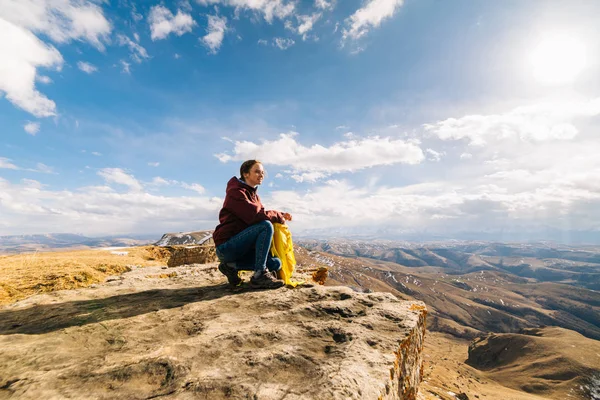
163, 245, 218, 268
154, 230, 214, 246
0, 263, 427, 400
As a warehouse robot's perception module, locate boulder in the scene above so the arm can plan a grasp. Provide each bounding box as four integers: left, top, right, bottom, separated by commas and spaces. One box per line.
162, 245, 218, 267
155, 231, 214, 246
0, 263, 427, 399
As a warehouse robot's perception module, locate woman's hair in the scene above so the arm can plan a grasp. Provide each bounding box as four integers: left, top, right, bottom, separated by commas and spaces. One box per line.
239, 159, 262, 181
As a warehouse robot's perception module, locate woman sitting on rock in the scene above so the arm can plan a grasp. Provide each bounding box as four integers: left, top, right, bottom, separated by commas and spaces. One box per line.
213, 159, 292, 289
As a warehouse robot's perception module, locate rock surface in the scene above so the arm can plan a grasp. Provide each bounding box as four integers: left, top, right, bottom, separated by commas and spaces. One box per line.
164, 245, 218, 267
155, 231, 214, 247
0, 262, 426, 400
154, 230, 218, 268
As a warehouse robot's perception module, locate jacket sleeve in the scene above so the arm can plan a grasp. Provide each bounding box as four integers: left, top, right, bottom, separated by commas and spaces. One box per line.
224, 187, 285, 225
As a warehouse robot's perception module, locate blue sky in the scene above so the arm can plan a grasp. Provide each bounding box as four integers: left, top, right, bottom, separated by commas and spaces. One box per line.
2, 0, 600, 241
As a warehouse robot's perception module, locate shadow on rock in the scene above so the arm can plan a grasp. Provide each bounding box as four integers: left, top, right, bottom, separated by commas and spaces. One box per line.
0, 283, 247, 335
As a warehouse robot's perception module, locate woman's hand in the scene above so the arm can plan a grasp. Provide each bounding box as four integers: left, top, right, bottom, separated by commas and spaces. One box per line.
282, 212, 293, 221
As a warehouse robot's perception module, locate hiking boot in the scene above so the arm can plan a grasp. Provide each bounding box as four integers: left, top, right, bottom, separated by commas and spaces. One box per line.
250, 272, 284, 289
267, 268, 284, 281
218, 262, 242, 286
274, 268, 285, 280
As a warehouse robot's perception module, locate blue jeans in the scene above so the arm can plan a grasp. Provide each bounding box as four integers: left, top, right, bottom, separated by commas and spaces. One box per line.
215, 220, 281, 273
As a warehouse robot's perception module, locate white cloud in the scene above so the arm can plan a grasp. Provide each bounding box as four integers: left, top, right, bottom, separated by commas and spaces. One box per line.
273, 37, 295, 50
24, 121, 40, 135
349, 45, 365, 55
296, 13, 321, 39
425, 148, 444, 162
148, 5, 196, 40
290, 171, 327, 183
0, 0, 111, 117
149, 177, 206, 195
0, 157, 19, 170
35, 163, 54, 174
21, 178, 45, 189
117, 34, 149, 63
148, 162, 160, 167
263, 169, 600, 237
131, 4, 144, 23
216, 132, 424, 180
425, 98, 600, 146
36, 75, 52, 84
178, 0, 193, 12
77, 61, 97, 74
481, 139, 600, 194
0, 0, 111, 48
0, 177, 221, 235
97, 168, 143, 192
201, 15, 227, 54
0, 19, 62, 117
3, 106, 600, 237
196, 0, 295, 23
91, 151, 102, 156
120, 60, 131, 74
315, 0, 334, 10
4, 97, 599, 238
257, 39, 268, 46
182, 182, 206, 194
151, 176, 172, 186
150, 177, 206, 194
343, 0, 404, 41
248, 98, 598, 237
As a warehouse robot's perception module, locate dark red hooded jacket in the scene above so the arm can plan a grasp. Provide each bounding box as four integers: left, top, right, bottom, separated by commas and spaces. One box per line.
213, 177, 285, 246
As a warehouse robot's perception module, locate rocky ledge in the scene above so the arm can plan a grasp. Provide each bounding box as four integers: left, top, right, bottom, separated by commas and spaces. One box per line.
0, 262, 426, 400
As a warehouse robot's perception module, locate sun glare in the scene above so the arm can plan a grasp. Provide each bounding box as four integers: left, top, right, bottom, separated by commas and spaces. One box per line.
530, 33, 587, 85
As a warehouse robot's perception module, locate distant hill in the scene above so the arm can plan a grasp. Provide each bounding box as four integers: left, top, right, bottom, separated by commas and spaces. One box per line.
467, 327, 600, 399
298, 239, 600, 291
0, 233, 157, 253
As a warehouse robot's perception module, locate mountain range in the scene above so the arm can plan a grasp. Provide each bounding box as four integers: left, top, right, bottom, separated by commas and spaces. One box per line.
296, 239, 599, 339
0, 233, 157, 253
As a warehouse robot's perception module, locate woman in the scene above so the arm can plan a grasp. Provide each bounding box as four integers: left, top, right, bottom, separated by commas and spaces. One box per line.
213, 160, 292, 289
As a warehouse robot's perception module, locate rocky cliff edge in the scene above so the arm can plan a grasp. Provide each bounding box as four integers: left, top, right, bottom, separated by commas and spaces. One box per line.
0, 261, 426, 400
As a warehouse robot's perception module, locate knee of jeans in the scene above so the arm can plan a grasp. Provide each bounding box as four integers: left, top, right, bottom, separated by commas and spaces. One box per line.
215, 246, 225, 261
257, 220, 274, 234
267, 257, 282, 271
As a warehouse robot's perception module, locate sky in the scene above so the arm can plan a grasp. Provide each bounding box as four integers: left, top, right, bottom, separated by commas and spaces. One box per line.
1, 0, 600, 242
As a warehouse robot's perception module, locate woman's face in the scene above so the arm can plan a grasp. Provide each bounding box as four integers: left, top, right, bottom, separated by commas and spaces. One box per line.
243, 163, 265, 187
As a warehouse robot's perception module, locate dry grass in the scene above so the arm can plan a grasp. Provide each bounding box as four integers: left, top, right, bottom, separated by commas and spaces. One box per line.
0, 246, 170, 305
